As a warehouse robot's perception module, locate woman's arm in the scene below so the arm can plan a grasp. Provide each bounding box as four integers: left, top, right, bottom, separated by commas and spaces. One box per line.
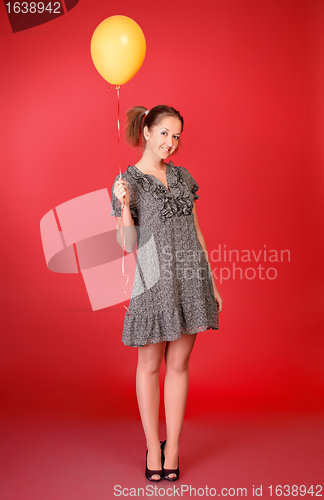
192, 200, 223, 312
115, 207, 137, 253
113, 179, 137, 253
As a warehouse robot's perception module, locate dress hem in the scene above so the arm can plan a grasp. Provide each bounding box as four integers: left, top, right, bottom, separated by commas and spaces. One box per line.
122, 325, 219, 348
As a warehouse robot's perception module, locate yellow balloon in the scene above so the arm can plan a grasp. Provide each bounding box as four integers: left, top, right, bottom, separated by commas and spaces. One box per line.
90, 15, 146, 86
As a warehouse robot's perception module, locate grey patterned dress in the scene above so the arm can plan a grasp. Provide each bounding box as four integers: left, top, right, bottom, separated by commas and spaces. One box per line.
110, 161, 219, 347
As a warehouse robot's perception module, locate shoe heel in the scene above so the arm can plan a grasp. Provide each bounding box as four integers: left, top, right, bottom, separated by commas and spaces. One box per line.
161, 440, 180, 481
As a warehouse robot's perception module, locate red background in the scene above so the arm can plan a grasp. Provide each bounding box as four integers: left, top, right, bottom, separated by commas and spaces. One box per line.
1, 0, 324, 421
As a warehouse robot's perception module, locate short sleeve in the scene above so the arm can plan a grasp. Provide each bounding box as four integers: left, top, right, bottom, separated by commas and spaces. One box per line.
178, 166, 200, 200
110, 173, 138, 218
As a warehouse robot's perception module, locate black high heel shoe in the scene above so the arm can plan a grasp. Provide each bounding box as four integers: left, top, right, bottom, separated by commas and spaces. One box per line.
161, 440, 180, 481
145, 445, 163, 482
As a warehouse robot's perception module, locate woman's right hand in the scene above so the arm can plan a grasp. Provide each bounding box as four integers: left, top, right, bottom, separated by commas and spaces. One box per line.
113, 178, 130, 206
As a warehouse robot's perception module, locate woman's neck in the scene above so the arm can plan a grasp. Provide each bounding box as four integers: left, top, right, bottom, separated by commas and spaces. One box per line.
136, 149, 166, 173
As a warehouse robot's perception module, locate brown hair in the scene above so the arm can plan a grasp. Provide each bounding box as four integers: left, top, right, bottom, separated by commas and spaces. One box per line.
125, 105, 184, 148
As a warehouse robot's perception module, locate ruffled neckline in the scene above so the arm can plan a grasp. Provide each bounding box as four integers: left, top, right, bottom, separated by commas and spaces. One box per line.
130, 162, 172, 193
127, 162, 195, 223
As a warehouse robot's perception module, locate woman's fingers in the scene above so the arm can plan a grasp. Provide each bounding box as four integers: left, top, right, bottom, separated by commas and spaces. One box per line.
114, 180, 128, 192
115, 185, 127, 196
115, 179, 127, 187
114, 179, 129, 202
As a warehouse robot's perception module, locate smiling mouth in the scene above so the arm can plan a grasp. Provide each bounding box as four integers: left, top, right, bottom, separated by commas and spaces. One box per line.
161, 147, 171, 152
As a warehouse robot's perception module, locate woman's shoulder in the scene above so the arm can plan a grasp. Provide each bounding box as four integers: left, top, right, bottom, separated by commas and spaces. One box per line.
112, 166, 136, 184
167, 161, 200, 197
167, 161, 194, 179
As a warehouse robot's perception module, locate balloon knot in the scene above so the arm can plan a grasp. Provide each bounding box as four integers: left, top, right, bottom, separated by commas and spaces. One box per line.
106, 85, 121, 92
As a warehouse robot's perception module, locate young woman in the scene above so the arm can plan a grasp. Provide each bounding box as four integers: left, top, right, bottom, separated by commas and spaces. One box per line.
110, 105, 222, 482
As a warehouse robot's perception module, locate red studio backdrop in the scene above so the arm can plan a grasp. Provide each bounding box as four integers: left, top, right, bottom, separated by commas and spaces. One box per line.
1, 0, 324, 415
1, 0, 324, 458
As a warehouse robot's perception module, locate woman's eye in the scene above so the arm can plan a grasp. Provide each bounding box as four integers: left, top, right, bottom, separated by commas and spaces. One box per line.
174, 136, 180, 140
161, 131, 167, 136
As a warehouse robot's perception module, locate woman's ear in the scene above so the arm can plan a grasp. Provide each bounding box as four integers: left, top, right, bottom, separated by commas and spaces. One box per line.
143, 125, 149, 141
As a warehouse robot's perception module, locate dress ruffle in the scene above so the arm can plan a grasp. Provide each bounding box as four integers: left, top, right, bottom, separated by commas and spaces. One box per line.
122, 305, 219, 347
125, 162, 200, 223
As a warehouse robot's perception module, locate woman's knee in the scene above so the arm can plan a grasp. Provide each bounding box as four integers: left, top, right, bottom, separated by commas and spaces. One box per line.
138, 358, 162, 375
164, 334, 196, 373
137, 343, 165, 374
165, 356, 189, 374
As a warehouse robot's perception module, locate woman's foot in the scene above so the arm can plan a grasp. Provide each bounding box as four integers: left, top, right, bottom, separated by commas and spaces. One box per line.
161, 440, 180, 481
145, 444, 163, 482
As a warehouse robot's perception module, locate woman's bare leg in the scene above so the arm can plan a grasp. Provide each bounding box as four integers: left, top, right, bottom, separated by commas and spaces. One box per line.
163, 333, 197, 479
136, 341, 166, 480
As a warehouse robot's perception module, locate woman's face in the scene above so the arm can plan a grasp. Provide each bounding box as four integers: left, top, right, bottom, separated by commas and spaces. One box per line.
144, 116, 182, 160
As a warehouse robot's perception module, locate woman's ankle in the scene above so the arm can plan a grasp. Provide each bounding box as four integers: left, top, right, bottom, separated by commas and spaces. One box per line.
146, 440, 162, 451
164, 440, 179, 451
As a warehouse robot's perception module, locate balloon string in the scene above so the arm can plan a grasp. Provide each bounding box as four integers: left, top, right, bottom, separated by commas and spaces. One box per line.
117, 86, 121, 177
107, 85, 130, 317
